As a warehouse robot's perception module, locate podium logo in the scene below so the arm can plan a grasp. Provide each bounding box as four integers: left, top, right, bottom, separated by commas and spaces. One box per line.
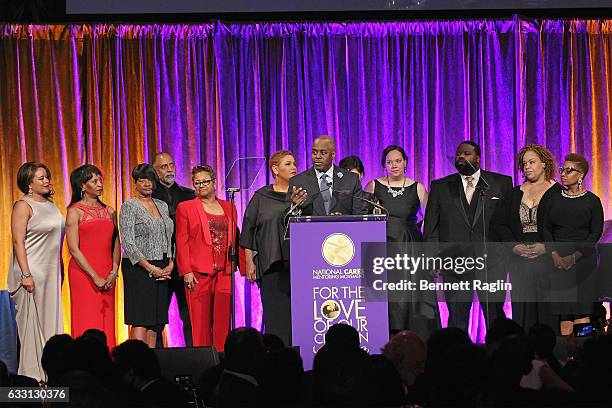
321, 300, 341, 319
321, 233, 355, 267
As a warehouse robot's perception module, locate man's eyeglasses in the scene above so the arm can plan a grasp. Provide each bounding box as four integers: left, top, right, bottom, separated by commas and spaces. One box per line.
193, 178, 215, 187
559, 167, 582, 175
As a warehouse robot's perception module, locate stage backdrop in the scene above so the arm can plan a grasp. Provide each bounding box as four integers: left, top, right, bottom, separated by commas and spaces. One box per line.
1, 18, 611, 346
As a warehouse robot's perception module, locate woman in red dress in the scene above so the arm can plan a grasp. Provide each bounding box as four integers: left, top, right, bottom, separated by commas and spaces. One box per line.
175, 165, 245, 351
66, 165, 120, 347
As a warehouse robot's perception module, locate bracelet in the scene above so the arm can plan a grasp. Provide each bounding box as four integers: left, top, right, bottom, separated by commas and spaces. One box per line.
21, 272, 32, 280
572, 254, 576, 265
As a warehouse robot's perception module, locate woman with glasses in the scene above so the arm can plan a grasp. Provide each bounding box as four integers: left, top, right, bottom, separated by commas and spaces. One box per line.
120, 164, 174, 347
543, 153, 604, 335
176, 165, 244, 351
492, 144, 562, 330
241, 150, 297, 346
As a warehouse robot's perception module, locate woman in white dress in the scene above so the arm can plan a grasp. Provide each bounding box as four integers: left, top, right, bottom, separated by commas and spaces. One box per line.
8, 162, 64, 383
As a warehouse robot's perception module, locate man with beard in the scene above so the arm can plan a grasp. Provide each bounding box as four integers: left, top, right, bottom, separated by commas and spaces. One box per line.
152, 152, 195, 346
423, 141, 513, 332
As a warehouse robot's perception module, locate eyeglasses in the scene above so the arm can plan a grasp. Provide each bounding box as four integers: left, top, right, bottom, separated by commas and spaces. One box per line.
559, 167, 582, 175
193, 178, 215, 187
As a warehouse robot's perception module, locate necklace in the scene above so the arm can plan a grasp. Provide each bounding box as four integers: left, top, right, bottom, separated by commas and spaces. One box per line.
387, 176, 406, 198
272, 182, 288, 193
562, 189, 587, 199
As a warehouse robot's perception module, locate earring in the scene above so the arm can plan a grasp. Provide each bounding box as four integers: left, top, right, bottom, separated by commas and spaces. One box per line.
81, 190, 85, 199
578, 179, 583, 189
28, 187, 33, 197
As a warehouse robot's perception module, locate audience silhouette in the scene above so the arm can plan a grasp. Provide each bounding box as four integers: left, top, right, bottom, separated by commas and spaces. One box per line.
2, 319, 612, 407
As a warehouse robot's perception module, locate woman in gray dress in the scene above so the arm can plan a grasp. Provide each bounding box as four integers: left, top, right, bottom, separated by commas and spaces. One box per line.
8, 162, 64, 382
120, 164, 174, 347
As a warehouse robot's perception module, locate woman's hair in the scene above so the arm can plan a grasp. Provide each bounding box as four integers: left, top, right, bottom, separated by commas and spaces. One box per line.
381, 145, 408, 168
517, 144, 556, 181
69, 164, 104, 206
192, 164, 215, 180
338, 156, 365, 176
564, 153, 589, 177
131, 163, 159, 189
269, 150, 294, 176
17, 161, 53, 198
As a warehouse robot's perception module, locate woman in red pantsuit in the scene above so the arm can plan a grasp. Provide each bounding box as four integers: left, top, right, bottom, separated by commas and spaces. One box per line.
175, 165, 245, 351
66, 165, 120, 348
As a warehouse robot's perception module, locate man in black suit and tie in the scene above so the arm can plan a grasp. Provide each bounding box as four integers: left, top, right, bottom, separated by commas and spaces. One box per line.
424, 141, 513, 332
289, 136, 367, 216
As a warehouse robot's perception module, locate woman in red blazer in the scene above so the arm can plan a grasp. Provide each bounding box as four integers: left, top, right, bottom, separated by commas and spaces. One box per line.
175, 164, 244, 351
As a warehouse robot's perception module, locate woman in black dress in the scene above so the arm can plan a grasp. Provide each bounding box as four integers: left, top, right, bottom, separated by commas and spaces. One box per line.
492, 144, 562, 330
365, 145, 435, 336
241, 150, 297, 345
543, 153, 604, 335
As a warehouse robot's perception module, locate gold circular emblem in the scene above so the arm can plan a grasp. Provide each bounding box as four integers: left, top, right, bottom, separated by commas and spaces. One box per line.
321, 233, 355, 267
321, 300, 341, 319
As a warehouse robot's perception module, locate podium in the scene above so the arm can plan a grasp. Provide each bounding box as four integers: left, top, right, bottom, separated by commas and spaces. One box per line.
289, 214, 388, 369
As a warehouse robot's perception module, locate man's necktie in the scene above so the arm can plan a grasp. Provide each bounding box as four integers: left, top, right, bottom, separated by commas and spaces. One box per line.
319, 174, 331, 214
465, 175, 475, 205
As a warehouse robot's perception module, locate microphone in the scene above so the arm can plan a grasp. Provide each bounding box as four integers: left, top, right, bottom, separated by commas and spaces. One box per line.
446, 153, 490, 193
335, 190, 389, 216
456, 157, 490, 195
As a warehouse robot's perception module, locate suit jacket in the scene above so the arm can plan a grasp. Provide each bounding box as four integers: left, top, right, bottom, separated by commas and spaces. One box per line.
175, 198, 245, 277
287, 165, 368, 216
423, 171, 512, 286
423, 170, 513, 243
152, 182, 195, 225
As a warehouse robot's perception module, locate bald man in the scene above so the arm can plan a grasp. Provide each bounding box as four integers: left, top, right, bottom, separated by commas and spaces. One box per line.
288, 136, 367, 216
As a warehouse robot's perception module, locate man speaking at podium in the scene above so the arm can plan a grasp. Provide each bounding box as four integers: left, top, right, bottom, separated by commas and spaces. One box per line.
289, 136, 368, 216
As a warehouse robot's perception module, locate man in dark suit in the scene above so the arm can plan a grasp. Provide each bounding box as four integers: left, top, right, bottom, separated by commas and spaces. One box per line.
423, 141, 513, 332
289, 136, 367, 216
152, 152, 195, 347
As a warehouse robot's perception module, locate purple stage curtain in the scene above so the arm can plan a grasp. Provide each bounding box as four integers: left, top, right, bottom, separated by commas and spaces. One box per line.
1, 18, 610, 345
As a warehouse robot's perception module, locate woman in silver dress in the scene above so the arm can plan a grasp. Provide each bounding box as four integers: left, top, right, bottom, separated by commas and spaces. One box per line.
8, 162, 64, 382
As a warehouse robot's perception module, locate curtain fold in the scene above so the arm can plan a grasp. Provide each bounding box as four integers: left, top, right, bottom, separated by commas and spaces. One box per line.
1, 19, 610, 345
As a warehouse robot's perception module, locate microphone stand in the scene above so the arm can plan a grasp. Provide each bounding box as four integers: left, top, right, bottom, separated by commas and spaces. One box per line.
227, 187, 240, 331
341, 191, 389, 217
463, 160, 492, 329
